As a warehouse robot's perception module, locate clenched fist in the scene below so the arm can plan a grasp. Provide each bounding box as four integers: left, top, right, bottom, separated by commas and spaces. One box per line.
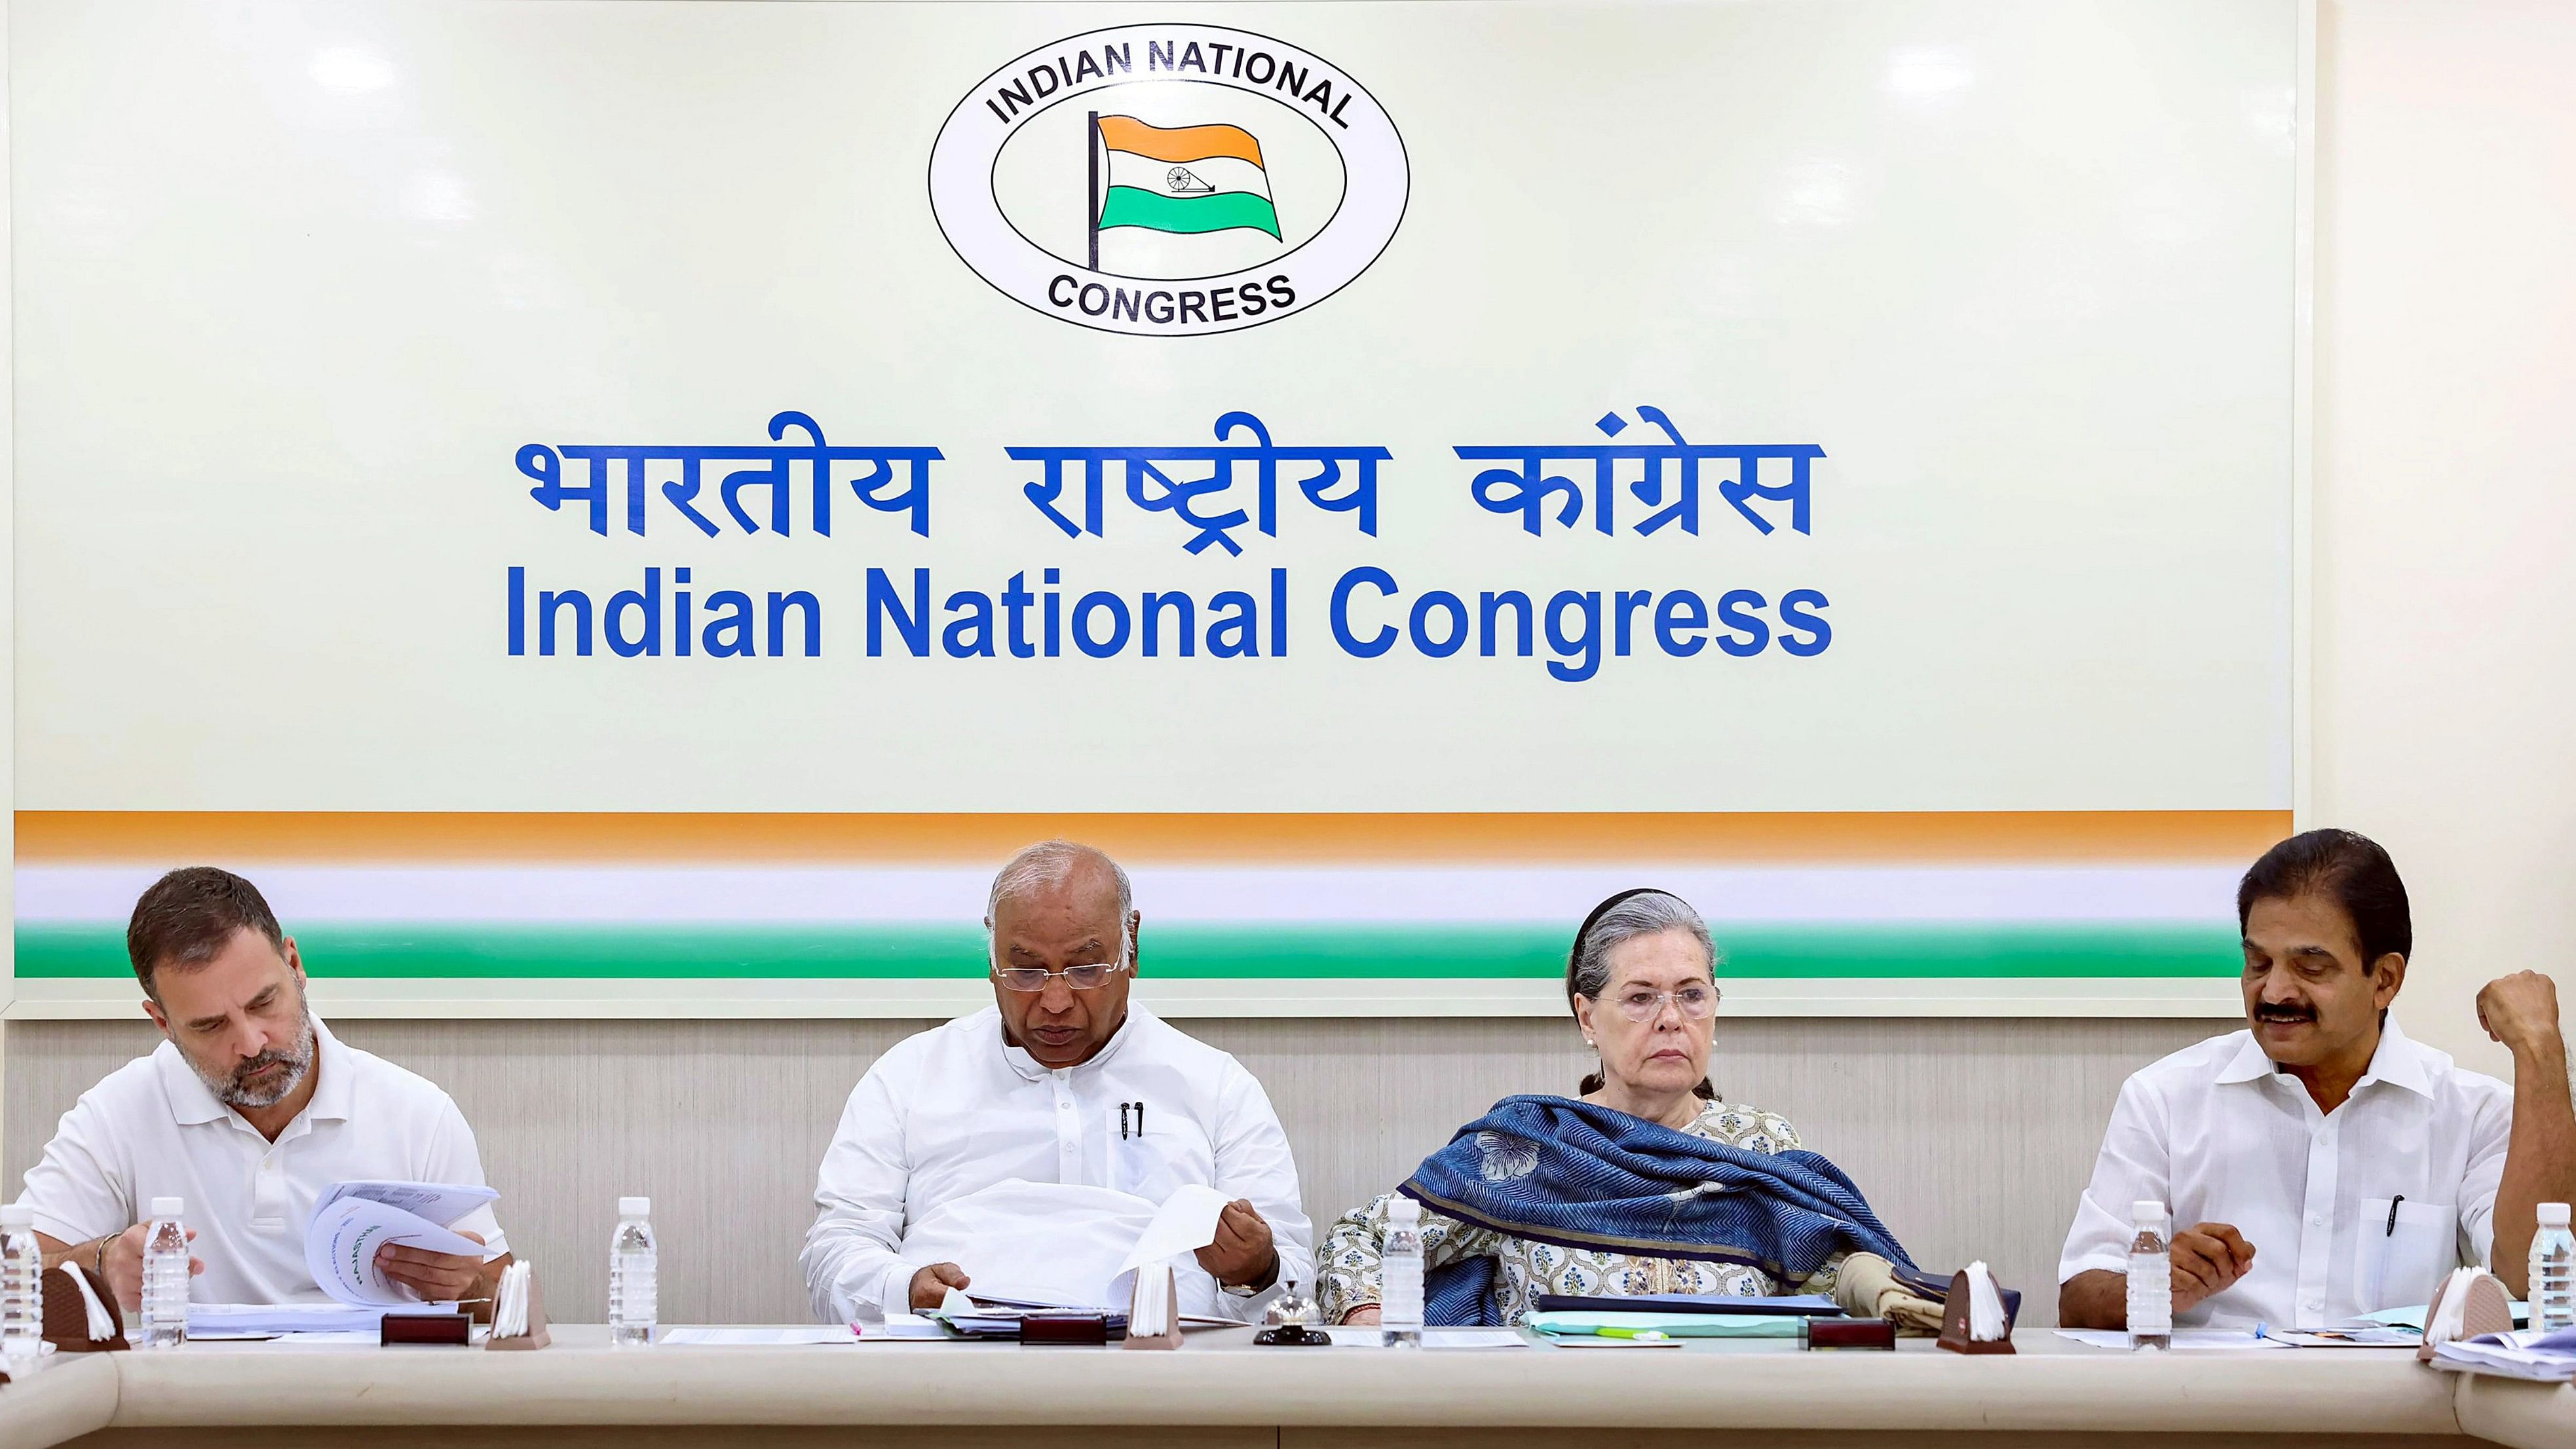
2478, 971, 2564, 1059
2170, 1222, 2256, 1315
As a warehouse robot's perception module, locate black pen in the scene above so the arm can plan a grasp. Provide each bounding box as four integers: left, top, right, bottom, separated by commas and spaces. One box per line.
1120, 1102, 1131, 1140
1136, 1101, 1146, 1137
2385, 1195, 2404, 1235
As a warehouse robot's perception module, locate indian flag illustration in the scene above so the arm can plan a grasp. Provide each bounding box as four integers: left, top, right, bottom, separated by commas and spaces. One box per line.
1087, 112, 1281, 265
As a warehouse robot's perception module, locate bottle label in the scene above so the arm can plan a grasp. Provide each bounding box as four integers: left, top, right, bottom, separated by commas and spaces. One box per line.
2127, 1251, 2172, 1333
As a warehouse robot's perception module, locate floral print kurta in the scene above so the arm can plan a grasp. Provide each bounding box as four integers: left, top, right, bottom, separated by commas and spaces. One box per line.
1317, 1098, 1839, 1325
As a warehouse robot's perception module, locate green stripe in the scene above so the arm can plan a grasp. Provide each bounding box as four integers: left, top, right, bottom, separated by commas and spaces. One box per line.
12, 922, 2239, 980
1097, 186, 1281, 239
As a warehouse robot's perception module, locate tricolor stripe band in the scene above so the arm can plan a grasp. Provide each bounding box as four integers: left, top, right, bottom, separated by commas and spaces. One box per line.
14, 810, 2290, 863
12, 810, 2282, 983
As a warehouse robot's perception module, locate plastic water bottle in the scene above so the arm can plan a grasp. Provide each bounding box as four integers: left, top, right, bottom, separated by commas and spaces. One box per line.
1380, 1195, 1424, 1347
1, 1205, 43, 1361
2531, 1201, 2575, 1331
142, 1197, 190, 1349
607, 1196, 656, 1347
2126, 1199, 2172, 1351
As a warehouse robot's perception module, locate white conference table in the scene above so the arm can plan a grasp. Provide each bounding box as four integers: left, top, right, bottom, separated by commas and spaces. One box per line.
0, 1325, 2569, 1449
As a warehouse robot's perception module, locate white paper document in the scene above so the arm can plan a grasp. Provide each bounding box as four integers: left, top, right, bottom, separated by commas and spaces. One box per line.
862, 1313, 951, 1340
660, 1327, 862, 1346
907, 1178, 1236, 1317
2055, 1330, 2288, 1351
189, 1302, 437, 1336
2261, 1327, 2421, 1348
1424, 1328, 1530, 1349
1116, 1184, 1231, 1275
303, 1180, 498, 1306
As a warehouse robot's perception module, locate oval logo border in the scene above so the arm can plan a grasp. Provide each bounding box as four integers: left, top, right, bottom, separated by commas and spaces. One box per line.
927, 22, 1409, 338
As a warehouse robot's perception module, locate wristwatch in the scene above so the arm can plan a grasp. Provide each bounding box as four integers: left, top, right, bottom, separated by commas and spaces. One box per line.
1223, 1254, 1282, 1296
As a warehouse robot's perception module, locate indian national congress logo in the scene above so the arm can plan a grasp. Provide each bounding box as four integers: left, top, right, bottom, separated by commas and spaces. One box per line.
928, 24, 1409, 337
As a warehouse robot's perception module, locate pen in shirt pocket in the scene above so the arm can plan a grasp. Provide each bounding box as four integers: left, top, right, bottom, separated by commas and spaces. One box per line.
2386, 1194, 2404, 1235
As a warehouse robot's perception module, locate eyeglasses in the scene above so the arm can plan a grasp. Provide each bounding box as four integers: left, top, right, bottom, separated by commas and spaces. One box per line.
991, 937, 1132, 994
1600, 986, 1720, 1023
993, 960, 1130, 992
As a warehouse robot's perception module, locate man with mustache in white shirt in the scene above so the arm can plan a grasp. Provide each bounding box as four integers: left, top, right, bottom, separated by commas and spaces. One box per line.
16, 867, 510, 1313
2059, 829, 2575, 1330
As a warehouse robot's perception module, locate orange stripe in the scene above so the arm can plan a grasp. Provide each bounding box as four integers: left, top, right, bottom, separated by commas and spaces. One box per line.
14, 811, 2290, 866
1095, 115, 1264, 168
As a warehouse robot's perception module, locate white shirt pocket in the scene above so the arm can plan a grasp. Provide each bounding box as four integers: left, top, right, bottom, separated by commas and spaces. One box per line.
2357, 1197, 2458, 1314
1111, 1116, 1214, 1205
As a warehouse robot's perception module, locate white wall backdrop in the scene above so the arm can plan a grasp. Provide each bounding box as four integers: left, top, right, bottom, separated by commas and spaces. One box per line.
2309, 0, 2576, 1074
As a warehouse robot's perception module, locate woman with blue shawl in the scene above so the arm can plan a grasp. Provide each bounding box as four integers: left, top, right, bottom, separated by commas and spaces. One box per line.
1320, 890, 1944, 1329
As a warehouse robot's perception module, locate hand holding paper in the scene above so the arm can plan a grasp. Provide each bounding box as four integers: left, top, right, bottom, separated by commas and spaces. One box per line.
378, 1230, 488, 1301
303, 1182, 498, 1306
1120, 1184, 1233, 1277
1195, 1198, 1278, 1289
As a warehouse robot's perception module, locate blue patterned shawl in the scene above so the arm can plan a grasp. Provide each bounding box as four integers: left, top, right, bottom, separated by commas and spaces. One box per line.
1400, 1094, 1917, 1327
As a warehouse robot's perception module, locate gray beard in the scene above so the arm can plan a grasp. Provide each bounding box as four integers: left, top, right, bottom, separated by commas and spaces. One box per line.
198, 1011, 318, 1109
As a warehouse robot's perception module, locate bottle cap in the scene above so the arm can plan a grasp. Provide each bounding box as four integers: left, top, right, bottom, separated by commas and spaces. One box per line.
1388, 1195, 1420, 1223
619, 1196, 651, 1216
151, 1196, 185, 1218
2132, 1199, 2169, 1224
0, 1205, 31, 1229
2541, 1202, 2571, 1228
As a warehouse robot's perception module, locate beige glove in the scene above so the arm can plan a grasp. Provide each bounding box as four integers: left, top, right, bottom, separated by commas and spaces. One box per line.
1831, 1251, 1948, 1334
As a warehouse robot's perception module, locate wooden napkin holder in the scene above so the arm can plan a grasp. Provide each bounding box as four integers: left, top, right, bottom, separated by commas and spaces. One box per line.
486, 1265, 552, 1351
1122, 1266, 1183, 1351
2417, 1270, 2514, 1363
41, 1265, 128, 1353
1936, 1268, 2015, 1355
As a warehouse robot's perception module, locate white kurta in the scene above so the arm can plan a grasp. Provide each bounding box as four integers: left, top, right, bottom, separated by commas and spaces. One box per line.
14, 1016, 507, 1305
801, 1004, 1314, 1323
2058, 1019, 2510, 1329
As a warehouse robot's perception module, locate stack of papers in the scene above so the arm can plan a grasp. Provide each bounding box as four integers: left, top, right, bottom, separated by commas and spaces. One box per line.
189, 1303, 410, 1337
1526, 1309, 1808, 1340
1532, 1292, 1841, 1317
187, 1179, 493, 1339
2431, 1326, 2576, 1382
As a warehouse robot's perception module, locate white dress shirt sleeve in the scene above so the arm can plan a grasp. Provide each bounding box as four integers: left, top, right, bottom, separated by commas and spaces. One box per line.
419, 1094, 510, 1260
17, 1088, 133, 1247
1209, 1061, 1315, 1319
2060, 1074, 2168, 1285
2455, 1084, 2513, 1268
801, 1061, 921, 1323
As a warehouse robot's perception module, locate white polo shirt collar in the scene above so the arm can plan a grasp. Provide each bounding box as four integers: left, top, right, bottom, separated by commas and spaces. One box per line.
153, 1015, 358, 1133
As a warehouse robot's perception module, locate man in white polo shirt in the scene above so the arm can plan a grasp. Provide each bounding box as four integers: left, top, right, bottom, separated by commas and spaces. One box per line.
18, 867, 510, 1311
2058, 830, 2575, 1330
801, 840, 1313, 1324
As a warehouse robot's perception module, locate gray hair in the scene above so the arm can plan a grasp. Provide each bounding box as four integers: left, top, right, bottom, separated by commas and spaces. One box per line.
985, 840, 1135, 927
1566, 890, 1720, 1100
1566, 891, 1717, 1004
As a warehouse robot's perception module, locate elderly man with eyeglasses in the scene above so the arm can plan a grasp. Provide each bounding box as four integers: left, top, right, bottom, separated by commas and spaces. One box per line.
800, 840, 1313, 1323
